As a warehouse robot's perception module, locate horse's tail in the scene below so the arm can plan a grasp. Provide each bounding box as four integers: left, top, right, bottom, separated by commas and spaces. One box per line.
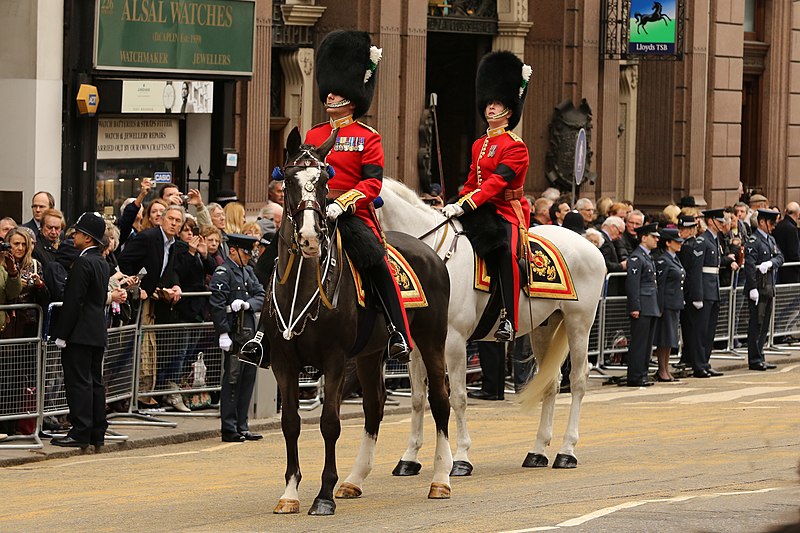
518, 313, 569, 414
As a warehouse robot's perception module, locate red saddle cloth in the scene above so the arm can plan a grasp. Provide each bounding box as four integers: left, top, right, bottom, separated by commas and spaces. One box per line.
349, 244, 428, 309
474, 232, 578, 301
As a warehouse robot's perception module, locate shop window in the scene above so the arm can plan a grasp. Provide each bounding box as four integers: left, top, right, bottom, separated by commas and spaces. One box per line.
95, 160, 177, 219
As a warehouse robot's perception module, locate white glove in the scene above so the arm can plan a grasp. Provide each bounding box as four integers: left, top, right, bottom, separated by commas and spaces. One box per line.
54, 338, 66, 349
757, 261, 773, 274
230, 299, 249, 312
749, 288, 759, 305
692, 301, 703, 310
219, 333, 232, 352
442, 204, 464, 219
326, 203, 344, 220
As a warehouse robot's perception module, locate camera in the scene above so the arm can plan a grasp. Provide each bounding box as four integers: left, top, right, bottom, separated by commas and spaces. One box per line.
0, 242, 11, 252
180, 194, 191, 204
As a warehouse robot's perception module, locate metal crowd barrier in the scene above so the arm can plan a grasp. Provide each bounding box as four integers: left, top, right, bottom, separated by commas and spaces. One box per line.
0, 304, 43, 449
299, 366, 324, 410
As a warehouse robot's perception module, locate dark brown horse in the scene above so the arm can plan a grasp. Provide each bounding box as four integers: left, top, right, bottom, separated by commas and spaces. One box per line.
260, 128, 452, 516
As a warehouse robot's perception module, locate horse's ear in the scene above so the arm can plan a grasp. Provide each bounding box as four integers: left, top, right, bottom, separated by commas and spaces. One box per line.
316, 127, 338, 160
286, 127, 302, 158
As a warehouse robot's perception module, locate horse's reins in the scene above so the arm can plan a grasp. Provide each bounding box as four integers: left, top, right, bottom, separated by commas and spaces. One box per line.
418, 217, 461, 263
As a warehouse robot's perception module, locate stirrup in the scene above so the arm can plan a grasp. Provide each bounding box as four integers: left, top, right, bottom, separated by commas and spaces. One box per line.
238, 331, 266, 367
494, 319, 515, 342
387, 330, 411, 363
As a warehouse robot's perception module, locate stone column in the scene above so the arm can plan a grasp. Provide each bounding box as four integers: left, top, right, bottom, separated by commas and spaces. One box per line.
397, 0, 427, 190
706, 0, 744, 208
787, 0, 800, 201
618, 62, 639, 202
278, 48, 315, 139
242, 4, 273, 211
494, 0, 533, 136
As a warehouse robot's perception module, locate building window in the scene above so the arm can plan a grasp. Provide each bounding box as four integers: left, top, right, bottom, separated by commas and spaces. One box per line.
744, 0, 755, 33
744, 0, 764, 41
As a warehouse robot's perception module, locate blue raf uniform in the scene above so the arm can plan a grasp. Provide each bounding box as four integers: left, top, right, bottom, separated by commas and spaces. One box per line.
744, 211, 784, 369
625, 224, 661, 386
209, 234, 265, 441
654, 245, 685, 350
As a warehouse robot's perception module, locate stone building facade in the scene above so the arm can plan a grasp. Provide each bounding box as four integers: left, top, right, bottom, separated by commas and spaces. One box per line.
246, 0, 800, 215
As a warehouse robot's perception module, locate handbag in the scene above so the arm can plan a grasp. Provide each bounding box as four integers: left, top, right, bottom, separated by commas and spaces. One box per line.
190, 352, 207, 387
182, 352, 212, 410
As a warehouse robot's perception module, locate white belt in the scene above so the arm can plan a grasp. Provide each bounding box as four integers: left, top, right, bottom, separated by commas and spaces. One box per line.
702, 266, 719, 274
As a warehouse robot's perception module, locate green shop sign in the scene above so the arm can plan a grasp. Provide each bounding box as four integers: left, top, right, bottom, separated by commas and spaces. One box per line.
94, 0, 255, 76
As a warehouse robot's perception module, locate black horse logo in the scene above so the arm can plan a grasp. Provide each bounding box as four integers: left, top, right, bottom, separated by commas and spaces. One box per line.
634, 1, 672, 35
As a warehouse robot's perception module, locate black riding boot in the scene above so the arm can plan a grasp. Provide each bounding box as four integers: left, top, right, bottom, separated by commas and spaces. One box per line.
493, 247, 517, 342
368, 262, 411, 362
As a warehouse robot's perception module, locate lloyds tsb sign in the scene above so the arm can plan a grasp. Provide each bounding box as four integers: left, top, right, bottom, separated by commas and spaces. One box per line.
94, 0, 256, 76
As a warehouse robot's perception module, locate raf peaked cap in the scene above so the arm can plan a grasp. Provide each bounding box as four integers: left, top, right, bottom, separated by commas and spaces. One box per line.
677, 214, 698, 228
476, 51, 532, 131
702, 208, 726, 221
756, 208, 780, 222
659, 228, 684, 243
226, 233, 259, 251
634, 222, 660, 237
73, 212, 107, 245
316, 30, 380, 119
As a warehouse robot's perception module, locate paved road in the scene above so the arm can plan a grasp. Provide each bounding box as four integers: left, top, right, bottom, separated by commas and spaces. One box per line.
2, 364, 799, 532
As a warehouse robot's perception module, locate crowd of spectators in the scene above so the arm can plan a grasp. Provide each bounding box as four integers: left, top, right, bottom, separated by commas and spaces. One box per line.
0, 182, 283, 435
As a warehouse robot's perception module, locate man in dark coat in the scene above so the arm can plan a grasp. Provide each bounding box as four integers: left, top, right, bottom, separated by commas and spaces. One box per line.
51, 212, 111, 448
773, 202, 800, 284
624, 223, 660, 387
744, 209, 784, 370
599, 216, 627, 295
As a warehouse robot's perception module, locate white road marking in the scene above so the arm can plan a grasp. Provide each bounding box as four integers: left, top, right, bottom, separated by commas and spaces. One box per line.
499, 488, 780, 532
556, 388, 698, 404
668, 386, 797, 404
742, 394, 800, 403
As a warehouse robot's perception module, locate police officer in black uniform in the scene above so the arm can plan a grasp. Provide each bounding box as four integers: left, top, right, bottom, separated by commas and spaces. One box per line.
654, 228, 685, 382
209, 234, 266, 443
683, 209, 727, 378
744, 209, 784, 371
51, 212, 111, 448
624, 223, 660, 387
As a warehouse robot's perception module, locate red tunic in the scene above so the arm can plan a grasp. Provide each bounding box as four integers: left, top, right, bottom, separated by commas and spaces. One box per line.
457, 128, 531, 330
457, 128, 531, 225
305, 117, 412, 345
305, 118, 384, 236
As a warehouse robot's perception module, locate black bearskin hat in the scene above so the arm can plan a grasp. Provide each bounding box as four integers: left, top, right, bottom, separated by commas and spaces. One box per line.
476, 51, 532, 130
316, 30, 382, 119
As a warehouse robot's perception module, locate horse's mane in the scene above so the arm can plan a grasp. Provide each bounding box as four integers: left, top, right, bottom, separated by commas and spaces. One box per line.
382, 177, 441, 215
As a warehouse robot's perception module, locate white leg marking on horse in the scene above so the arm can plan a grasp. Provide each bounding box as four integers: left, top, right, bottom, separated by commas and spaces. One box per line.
343, 431, 376, 487
431, 430, 453, 486
280, 474, 300, 501
296, 167, 321, 256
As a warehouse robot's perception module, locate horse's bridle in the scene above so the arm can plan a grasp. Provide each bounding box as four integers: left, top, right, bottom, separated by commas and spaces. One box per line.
281, 151, 331, 256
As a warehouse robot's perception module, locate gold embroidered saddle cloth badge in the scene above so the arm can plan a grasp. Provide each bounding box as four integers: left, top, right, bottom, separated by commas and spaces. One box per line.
474, 232, 578, 300
348, 244, 428, 309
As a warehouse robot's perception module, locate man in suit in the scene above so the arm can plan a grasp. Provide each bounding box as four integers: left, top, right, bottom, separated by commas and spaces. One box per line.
772, 202, 800, 339
51, 212, 111, 448
23, 191, 55, 234
118, 205, 184, 405
209, 234, 265, 442
32, 208, 64, 267
745, 209, 784, 370
599, 216, 627, 296
624, 223, 660, 387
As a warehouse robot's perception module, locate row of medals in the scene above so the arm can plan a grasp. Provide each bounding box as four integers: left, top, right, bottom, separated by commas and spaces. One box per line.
334, 137, 365, 152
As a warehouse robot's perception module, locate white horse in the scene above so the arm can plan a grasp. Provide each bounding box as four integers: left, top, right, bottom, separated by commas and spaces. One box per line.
377, 178, 606, 474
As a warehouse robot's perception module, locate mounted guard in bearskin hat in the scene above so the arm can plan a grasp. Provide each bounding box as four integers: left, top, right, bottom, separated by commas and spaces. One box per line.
304, 30, 411, 361
441, 50, 532, 342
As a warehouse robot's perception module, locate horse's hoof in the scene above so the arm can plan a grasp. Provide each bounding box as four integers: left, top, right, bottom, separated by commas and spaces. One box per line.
308, 497, 336, 516
335, 482, 362, 499
552, 453, 578, 469
392, 460, 422, 476
522, 452, 549, 468
273, 498, 300, 514
428, 482, 451, 499
450, 460, 473, 476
